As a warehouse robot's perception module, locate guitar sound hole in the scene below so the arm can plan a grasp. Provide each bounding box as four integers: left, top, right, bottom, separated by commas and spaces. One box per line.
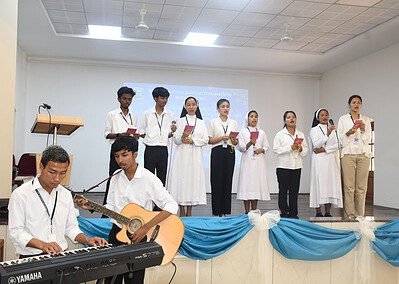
128, 218, 143, 233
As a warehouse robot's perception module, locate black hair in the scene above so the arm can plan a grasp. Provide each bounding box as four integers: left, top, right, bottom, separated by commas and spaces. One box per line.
111, 136, 138, 154
216, 99, 230, 109
247, 110, 258, 118
348, 94, 362, 104
283, 110, 297, 128
312, 108, 328, 127
180, 96, 203, 119
117, 86, 135, 99
152, 87, 170, 98
41, 145, 70, 168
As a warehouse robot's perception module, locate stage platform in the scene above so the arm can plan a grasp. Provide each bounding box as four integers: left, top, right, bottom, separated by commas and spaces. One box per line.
78, 192, 399, 221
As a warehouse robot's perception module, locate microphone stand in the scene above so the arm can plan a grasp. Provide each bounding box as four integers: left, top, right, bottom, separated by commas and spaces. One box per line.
332, 125, 341, 157
38, 104, 53, 146
82, 169, 123, 194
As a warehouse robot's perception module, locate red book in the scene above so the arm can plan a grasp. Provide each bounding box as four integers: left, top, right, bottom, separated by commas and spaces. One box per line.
293, 137, 304, 145
183, 125, 194, 134
229, 131, 239, 138
127, 128, 137, 134
353, 119, 362, 129
250, 131, 259, 140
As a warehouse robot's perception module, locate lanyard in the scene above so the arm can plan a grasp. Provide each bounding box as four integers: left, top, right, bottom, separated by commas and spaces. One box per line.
350, 114, 361, 124
155, 113, 164, 135
185, 116, 197, 134
35, 189, 58, 233
350, 114, 361, 137
221, 121, 229, 135
120, 112, 133, 125
247, 127, 258, 133
318, 125, 325, 136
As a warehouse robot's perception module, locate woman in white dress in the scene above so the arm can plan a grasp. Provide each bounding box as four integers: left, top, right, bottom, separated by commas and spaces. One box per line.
309, 108, 343, 217
237, 110, 270, 214
167, 97, 208, 217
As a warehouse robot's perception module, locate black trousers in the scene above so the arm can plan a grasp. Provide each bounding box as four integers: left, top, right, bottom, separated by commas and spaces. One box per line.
276, 168, 301, 217
103, 148, 121, 205
105, 224, 145, 284
144, 146, 168, 186
210, 145, 235, 215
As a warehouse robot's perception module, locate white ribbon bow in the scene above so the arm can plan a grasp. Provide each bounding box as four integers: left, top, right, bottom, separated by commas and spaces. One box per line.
248, 209, 281, 231
354, 216, 376, 284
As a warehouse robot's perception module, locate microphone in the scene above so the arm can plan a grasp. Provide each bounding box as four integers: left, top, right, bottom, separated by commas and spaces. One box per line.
42, 103, 52, 110
329, 118, 340, 148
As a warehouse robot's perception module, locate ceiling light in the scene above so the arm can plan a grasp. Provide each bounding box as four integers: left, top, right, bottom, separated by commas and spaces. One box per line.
135, 9, 149, 31
280, 23, 293, 42
184, 32, 219, 46
88, 25, 121, 40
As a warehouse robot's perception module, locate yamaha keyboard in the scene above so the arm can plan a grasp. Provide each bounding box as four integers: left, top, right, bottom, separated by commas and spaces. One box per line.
0, 242, 164, 284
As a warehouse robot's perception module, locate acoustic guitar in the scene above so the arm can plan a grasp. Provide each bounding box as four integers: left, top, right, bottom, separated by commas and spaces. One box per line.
72, 192, 184, 266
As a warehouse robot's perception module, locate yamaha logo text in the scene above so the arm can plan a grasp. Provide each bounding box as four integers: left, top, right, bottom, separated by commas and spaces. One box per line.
8, 272, 43, 283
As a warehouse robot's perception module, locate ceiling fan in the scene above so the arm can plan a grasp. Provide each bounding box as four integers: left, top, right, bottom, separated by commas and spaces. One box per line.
135, 8, 149, 31
280, 23, 293, 42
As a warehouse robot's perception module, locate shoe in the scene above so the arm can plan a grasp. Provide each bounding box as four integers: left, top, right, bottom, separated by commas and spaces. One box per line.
289, 215, 299, 219
324, 213, 332, 217
280, 213, 289, 218
315, 213, 323, 217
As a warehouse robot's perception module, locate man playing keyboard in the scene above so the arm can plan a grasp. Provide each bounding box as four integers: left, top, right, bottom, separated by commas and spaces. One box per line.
8, 145, 107, 258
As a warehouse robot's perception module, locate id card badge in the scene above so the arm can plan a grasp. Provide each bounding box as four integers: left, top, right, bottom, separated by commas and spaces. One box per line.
222, 141, 228, 148
159, 134, 164, 143
48, 233, 57, 243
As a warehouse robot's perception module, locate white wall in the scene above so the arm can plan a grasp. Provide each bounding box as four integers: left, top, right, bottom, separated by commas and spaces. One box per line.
14, 56, 319, 197
14, 47, 28, 158
320, 42, 399, 209
0, 0, 18, 198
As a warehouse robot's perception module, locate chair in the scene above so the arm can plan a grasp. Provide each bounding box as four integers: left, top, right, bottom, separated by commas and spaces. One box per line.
14, 153, 37, 186
12, 155, 17, 186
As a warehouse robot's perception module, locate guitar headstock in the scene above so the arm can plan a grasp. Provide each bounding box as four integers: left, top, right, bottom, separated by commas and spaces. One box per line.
62, 185, 76, 197
61, 185, 84, 201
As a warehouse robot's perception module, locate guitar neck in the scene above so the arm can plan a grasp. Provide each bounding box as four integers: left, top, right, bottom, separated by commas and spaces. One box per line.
75, 194, 130, 225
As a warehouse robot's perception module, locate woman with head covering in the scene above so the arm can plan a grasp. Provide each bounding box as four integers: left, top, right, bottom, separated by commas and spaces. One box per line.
167, 97, 208, 217
273, 111, 308, 219
236, 110, 270, 214
309, 108, 343, 217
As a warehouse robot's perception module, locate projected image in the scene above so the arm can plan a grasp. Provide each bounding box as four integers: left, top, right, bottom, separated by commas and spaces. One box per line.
124, 82, 248, 191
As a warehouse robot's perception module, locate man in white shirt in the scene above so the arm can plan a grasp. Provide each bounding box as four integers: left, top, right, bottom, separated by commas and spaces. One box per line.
77, 135, 178, 284
139, 87, 176, 186
8, 145, 107, 258
104, 86, 138, 204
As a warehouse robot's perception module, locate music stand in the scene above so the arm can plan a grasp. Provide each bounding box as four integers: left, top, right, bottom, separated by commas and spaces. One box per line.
31, 114, 84, 144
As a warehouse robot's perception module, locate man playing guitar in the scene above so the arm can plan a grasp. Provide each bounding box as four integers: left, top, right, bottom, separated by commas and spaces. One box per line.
77, 136, 178, 284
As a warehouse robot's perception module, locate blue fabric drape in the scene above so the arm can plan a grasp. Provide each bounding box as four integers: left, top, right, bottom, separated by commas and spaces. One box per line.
373, 219, 399, 266
77, 216, 112, 241
76, 215, 399, 266
177, 215, 253, 260
269, 218, 359, 260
